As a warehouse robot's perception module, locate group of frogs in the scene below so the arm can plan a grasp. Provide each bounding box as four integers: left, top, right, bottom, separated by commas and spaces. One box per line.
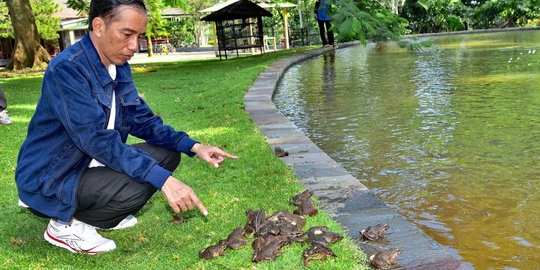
360, 223, 402, 269
198, 190, 343, 267
179, 189, 401, 268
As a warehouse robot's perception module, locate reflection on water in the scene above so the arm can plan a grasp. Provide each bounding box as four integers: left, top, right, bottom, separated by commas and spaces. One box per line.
274, 30, 540, 269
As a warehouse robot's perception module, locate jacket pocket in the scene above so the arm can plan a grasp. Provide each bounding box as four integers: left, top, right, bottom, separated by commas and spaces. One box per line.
119, 90, 141, 131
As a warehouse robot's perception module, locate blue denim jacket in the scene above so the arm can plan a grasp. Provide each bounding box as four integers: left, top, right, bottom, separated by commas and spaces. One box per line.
15, 34, 198, 222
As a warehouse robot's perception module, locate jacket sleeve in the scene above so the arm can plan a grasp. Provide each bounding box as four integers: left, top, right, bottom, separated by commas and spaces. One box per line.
46, 61, 171, 189
314, 0, 320, 14
128, 97, 199, 157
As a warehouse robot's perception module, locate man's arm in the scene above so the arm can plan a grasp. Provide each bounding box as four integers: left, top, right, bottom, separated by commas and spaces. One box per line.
128, 95, 199, 157
47, 61, 171, 189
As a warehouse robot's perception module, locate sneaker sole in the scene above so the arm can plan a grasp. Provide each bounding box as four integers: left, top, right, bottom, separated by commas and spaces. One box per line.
44, 230, 115, 254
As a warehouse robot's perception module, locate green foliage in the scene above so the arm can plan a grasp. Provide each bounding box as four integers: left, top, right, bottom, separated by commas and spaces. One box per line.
31, 0, 61, 40
0, 0, 60, 40
0, 48, 368, 269
397, 37, 434, 52
66, 0, 89, 17
400, 0, 540, 33
400, 0, 467, 33
328, 0, 408, 44
471, 0, 540, 28
0, 1, 12, 39
168, 18, 195, 46
145, 0, 169, 39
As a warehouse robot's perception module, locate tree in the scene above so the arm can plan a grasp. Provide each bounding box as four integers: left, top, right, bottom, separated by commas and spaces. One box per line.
32, 0, 61, 40
5, 0, 50, 70
184, 0, 216, 47
145, 0, 170, 56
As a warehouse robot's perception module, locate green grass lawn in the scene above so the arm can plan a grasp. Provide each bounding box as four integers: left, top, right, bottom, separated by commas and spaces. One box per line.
0, 49, 368, 269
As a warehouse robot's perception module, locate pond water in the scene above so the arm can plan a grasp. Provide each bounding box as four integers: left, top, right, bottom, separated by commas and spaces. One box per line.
274, 30, 539, 269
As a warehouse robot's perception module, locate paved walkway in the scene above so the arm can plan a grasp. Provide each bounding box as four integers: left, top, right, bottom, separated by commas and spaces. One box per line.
128, 51, 217, 64
244, 42, 471, 269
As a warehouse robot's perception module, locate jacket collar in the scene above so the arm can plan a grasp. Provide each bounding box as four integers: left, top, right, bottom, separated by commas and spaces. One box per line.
80, 34, 133, 87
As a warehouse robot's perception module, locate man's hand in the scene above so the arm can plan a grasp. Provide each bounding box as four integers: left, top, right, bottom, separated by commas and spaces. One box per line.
191, 143, 238, 168
161, 176, 208, 216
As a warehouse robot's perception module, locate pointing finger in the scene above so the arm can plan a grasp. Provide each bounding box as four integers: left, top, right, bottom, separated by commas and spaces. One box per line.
192, 195, 208, 216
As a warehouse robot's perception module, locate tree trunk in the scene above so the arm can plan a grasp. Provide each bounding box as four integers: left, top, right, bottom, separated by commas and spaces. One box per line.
147, 34, 154, 57
5, 0, 50, 71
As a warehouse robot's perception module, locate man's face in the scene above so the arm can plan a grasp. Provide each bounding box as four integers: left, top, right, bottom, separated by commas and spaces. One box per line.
92, 5, 147, 66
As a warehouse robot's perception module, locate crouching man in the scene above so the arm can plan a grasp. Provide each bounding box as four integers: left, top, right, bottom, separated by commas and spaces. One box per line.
15, 0, 237, 254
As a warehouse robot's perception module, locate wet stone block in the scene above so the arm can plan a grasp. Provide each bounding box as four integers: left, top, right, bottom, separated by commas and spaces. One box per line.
261, 127, 306, 139
267, 136, 313, 145
294, 163, 351, 179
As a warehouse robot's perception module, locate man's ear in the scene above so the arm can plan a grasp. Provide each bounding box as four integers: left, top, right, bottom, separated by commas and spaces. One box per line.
92, 17, 105, 38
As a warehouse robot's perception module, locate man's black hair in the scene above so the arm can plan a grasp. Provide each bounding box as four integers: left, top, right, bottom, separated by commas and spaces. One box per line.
88, 0, 146, 31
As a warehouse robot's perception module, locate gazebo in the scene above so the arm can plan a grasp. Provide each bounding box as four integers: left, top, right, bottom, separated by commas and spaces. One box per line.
200, 0, 297, 59
201, 0, 272, 59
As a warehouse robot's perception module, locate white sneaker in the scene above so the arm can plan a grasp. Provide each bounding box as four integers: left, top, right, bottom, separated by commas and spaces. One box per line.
97, 215, 138, 230
44, 219, 116, 254
18, 199, 29, 208
0, 110, 12, 125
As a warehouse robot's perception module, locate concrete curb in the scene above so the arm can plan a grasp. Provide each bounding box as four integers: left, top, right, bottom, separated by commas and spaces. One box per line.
244, 42, 470, 269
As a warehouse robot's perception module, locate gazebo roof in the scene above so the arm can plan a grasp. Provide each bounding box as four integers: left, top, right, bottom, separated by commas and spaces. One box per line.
201, 0, 273, 21
200, 0, 297, 13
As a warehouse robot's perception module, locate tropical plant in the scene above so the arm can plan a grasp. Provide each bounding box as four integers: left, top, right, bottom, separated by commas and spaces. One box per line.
328, 0, 408, 44
471, 0, 540, 28
399, 0, 467, 33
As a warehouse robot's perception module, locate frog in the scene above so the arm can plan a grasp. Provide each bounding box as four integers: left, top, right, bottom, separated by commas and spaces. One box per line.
244, 209, 266, 235
267, 210, 307, 229
169, 214, 187, 224
360, 223, 389, 241
251, 237, 289, 263
293, 198, 319, 217
252, 234, 281, 250
305, 226, 328, 238
303, 245, 337, 267
276, 223, 305, 242
306, 231, 343, 247
199, 240, 227, 260
225, 227, 248, 249
369, 247, 401, 269
274, 147, 289, 157
289, 190, 313, 206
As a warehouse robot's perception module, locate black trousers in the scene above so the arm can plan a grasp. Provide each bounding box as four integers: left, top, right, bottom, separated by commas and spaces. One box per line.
317, 20, 335, 46
0, 83, 7, 111
30, 143, 181, 229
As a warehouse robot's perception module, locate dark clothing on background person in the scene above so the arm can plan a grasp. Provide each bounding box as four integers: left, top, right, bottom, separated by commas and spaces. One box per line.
0, 83, 7, 111
15, 33, 199, 223
314, 0, 334, 46
317, 20, 335, 46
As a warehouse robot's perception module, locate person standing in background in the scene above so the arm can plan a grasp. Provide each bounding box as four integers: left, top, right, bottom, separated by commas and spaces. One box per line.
314, 0, 335, 48
0, 82, 12, 125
